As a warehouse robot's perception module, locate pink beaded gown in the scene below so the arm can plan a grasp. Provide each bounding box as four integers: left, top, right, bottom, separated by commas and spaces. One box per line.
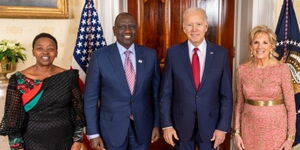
234, 63, 296, 150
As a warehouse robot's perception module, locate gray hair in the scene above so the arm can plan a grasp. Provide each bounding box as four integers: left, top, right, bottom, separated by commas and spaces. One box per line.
182, 7, 208, 24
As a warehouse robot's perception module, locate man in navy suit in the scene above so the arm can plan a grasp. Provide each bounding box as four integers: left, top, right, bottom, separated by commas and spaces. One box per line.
160, 8, 233, 150
84, 13, 160, 150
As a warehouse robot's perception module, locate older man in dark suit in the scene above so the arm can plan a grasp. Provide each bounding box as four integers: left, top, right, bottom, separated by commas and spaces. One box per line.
160, 8, 233, 150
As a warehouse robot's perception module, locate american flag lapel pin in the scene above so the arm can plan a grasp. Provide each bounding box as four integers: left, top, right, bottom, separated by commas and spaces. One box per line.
138, 59, 143, 63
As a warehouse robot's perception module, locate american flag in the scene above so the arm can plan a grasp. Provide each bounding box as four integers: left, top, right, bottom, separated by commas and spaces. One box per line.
71, 0, 106, 149
72, 0, 106, 90
275, 0, 300, 147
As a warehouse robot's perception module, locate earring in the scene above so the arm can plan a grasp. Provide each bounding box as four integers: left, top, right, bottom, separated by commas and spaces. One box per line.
269, 51, 273, 58
250, 52, 254, 57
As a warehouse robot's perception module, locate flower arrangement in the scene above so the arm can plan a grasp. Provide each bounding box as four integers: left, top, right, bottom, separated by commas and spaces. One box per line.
0, 40, 27, 64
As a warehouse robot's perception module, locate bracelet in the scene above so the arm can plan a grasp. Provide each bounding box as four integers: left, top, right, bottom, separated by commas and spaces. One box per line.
232, 129, 240, 135
287, 135, 295, 141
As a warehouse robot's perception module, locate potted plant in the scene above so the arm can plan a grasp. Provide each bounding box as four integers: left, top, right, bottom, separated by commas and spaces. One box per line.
0, 40, 27, 83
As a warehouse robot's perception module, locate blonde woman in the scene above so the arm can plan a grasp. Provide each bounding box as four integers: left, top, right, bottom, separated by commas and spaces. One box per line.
233, 25, 296, 150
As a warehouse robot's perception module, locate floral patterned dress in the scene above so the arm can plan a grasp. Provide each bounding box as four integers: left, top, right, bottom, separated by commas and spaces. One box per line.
234, 63, 296, 150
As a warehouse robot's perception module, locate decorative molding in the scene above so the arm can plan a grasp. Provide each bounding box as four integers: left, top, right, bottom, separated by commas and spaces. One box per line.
0, 0, 68, 19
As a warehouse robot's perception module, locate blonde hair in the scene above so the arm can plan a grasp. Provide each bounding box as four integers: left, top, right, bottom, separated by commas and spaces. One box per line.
249, 25, 277, 46
249, 25, 279, 59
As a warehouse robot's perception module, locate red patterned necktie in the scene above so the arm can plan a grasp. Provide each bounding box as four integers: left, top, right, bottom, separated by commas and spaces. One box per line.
192, 48, 200, 89
124, 50, 135, 95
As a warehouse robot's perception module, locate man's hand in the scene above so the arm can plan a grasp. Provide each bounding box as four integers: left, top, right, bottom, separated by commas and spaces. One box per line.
163, 127, 179, 147
151, 127, 160, 143
70, 142, 82, 150
210, 129, 226, 149
90, 137, 106, 150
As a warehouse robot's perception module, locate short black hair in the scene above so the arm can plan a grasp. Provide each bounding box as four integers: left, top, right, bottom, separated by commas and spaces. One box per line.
32, 33, 58, 49
114, 12, 135, 26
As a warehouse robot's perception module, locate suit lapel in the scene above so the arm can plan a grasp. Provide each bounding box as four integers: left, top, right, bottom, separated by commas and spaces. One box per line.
181, 42, 196, 90
133, 45, 144, 95
108, 43, 131, 94
200, 42, 215, 89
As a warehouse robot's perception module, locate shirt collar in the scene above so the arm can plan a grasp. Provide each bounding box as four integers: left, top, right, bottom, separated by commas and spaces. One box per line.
188, 39, 207, 53
116, 42, 135, 55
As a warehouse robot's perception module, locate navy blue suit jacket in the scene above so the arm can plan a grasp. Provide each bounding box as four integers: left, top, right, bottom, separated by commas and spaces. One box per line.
160, 41, 233, 142
84, 43, 160, 146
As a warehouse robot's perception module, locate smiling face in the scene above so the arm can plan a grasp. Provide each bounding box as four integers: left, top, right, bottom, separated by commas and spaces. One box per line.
250, 32, 274, 61
113, 13, 137, 49
183, 9, 208, 47
32, 37, 57, 67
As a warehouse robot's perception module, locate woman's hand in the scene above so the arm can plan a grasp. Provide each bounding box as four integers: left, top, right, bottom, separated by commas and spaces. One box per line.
233, 134, 245, 150
279, 140, 293, 150
70, 142, 82, 150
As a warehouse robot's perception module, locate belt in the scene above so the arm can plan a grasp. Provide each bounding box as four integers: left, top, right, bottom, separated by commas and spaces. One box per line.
245, 99, 284, 106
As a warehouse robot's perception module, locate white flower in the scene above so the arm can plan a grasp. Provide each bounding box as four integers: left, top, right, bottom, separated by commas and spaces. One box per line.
0, 39, 27, 63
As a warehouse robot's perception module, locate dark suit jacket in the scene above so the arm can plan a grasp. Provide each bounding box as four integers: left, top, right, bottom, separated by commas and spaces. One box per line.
160, 41, 233, 142
84, 43, 160, 146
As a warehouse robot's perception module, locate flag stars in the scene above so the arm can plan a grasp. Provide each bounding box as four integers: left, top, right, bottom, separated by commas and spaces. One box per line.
89, 42, 94, 46
76, 49, 81, 55
91, 34, 95, 39
93, 12, 97, 16
83, 12, 87, 17
293, 41, 297, 45
81, 56, 86, 62
96, 34, 101, 39
79, 34, 84, 40
81, 20, 86, 25
92, 19, 97, 24
82, 49, 87, 54
280, 41, 284, 45
73, 1, 107, 72
80, 27, 85, 33
77, 42, 82, 47
87, 57, 91, 61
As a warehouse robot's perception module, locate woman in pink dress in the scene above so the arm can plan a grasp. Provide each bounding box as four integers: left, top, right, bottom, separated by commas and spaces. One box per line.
233, 25, 296, 150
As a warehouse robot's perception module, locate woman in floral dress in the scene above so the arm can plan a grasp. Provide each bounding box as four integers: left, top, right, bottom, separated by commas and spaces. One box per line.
0, 33, 85, 150
233, 25, 296, 150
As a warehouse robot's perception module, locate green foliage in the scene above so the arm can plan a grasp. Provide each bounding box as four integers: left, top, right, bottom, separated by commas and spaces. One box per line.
0, 40, 27, 64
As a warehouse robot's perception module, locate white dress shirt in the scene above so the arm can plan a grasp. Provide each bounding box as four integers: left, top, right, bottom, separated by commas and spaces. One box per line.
188, 39, 207, 83
87, 42, 136, 140
163, 39, 207, 130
